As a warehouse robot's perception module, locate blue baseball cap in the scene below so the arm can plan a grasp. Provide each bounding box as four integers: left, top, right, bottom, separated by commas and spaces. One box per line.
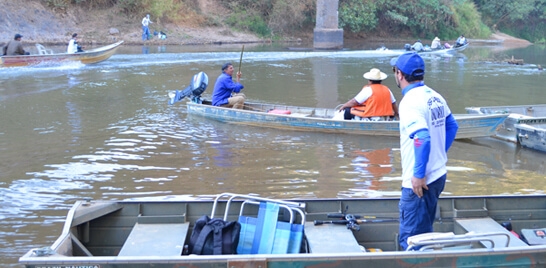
390, 52, 425, 77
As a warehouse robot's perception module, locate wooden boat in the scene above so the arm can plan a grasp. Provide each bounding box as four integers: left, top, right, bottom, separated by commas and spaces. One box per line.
19, 193, 546, 267
466, 104, 546, 143
0, 41, 124, 67
186, 100, 508, 139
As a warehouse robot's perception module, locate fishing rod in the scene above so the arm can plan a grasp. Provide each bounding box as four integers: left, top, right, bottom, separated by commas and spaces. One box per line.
238, 45, 244, 75
314, 212, 398, 231
314, 218, 399, 225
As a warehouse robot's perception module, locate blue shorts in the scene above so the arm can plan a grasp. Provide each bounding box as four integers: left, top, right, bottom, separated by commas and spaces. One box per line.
398, 174, 446, 250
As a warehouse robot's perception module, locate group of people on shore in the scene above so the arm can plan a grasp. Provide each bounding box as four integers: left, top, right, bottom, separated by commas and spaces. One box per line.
409, 34, 468, 52
211, 52, 459, 250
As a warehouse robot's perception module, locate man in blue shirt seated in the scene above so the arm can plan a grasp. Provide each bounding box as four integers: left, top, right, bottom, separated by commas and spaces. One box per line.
212, 62, 245, 109
455, 34, 467, 47
411, 39, 424, 52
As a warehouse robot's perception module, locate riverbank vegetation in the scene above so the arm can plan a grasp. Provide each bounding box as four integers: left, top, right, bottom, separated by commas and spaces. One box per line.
42, 0, 546, 42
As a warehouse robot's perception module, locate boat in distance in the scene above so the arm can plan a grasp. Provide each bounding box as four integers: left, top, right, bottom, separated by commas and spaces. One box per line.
19, 193, 546, 268
186, 100, 508, 139
0, 40, 124, 67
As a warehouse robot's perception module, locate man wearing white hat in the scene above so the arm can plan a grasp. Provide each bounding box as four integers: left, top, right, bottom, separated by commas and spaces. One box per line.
338, 68, 399, 121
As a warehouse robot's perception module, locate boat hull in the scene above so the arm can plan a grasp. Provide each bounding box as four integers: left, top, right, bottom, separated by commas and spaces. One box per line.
0, 41, 123, 67
466, 104, 546, 143
516, 122, 546, 152
19, 194, 546, 267
187, 101, 508, 139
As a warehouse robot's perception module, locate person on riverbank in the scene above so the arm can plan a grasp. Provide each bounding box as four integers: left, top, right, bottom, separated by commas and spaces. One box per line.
338, 68, 398, 121
67, 33, 84, 53
3, 34, 29, 55
212, 62, 245, 109
390, 52, 459, 250
142, 14, 153, 41
431, 37, 442, 50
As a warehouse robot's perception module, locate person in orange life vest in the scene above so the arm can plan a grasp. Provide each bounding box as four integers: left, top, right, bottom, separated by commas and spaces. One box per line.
338, 68, 399, 121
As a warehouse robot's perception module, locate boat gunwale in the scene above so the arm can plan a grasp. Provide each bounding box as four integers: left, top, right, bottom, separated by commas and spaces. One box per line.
20, 243, 546, 264
188, 101, 509, 122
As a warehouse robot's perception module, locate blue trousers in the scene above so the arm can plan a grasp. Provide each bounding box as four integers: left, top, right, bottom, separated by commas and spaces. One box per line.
142, 26, 150, 40
398, 174, 446, 250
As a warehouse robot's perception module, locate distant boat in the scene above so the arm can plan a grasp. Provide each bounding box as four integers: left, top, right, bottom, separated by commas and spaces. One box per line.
0, 40, 123, 67
186, 100, 507, 139
419, 42, 469, 54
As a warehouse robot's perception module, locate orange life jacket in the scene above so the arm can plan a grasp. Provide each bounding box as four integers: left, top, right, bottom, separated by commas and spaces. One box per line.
350, 84, 394, 118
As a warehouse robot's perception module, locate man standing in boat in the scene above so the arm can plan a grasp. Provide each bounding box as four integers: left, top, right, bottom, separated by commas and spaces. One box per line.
3, 34, 29, 55
390, 52, 458, 250
338, 68, 399, 121
212, 62, 245, 109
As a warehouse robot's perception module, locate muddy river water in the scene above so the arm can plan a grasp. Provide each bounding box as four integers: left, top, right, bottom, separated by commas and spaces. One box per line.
1, 41, 546, 266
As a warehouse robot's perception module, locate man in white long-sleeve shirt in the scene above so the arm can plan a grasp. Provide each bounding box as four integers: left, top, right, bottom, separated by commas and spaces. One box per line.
142, 14, 153, 41
67, 33, 83, 54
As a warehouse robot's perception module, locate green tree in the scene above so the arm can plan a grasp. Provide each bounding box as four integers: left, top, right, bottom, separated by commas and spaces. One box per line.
339, 0, 378, 33
473, 0, 539, 30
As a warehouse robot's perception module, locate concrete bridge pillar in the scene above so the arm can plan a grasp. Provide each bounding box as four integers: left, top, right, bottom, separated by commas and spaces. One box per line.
314, 0, 343, 49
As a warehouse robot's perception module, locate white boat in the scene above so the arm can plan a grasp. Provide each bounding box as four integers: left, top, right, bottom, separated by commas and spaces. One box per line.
1, 41, 123, 67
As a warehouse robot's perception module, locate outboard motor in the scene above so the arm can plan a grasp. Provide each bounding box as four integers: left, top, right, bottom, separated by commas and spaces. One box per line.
168, 71, 208, 105
404, 43, 411, 51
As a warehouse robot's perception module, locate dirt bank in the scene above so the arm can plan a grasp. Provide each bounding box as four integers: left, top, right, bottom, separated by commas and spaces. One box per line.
0, 0, 273, 47
489, 32, 532, 46
0, 0, 531, 49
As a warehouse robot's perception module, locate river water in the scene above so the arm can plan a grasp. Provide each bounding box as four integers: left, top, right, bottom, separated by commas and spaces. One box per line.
1, 41, 546, 266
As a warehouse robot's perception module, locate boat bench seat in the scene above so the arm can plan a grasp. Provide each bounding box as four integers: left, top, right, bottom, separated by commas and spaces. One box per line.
304, 222, 362, 253
118, 222, 189, 256
455, 217, 528, 248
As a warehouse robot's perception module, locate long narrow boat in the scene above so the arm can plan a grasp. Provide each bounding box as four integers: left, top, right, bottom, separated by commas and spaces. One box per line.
186, 100, 508, 139
0, 40, 124, 67
405, 42, 469, 54
466, 104, 546, 144
19, 193, 546, 267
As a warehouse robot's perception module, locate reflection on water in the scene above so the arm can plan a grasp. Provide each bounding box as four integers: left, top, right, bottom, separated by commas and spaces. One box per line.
1, 43, 546, 266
